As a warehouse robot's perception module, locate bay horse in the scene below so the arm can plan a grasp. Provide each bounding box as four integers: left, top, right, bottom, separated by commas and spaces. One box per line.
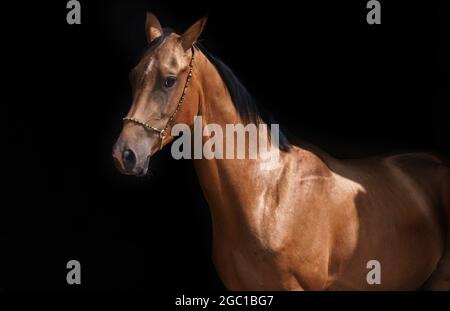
113, 13, 450, 290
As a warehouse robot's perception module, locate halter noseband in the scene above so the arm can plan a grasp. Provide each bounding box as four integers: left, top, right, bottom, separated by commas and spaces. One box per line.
122, 47, 195, 150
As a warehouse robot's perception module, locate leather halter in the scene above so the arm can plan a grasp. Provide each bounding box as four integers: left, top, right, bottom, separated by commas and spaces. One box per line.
123, 47, 195, 150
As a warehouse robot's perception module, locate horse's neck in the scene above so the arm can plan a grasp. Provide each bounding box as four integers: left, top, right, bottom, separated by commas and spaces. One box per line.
193, 51, 243, 134
191, 51, 289, 240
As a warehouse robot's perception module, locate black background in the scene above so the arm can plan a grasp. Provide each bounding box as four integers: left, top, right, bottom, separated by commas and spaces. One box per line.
2, 0, 449, 295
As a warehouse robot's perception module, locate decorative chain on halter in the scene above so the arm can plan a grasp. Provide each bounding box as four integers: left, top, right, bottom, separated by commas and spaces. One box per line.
123, 47, 195, 150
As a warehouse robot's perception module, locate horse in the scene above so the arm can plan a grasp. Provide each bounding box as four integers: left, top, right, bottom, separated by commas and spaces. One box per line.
112, 13, 450, 290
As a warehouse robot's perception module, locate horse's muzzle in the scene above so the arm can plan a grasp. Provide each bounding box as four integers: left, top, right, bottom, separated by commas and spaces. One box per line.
112, 143, 148, 176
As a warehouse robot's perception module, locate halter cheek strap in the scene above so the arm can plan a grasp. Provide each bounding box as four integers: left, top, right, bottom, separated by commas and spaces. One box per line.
123, 47, 195, 150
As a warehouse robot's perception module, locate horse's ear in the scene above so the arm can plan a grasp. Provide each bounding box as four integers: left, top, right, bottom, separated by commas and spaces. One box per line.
179, 15, 208, 51
145, 12, 163, 43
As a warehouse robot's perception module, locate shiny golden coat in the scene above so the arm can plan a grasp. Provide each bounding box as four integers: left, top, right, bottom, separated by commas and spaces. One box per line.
113, 14, 450, 290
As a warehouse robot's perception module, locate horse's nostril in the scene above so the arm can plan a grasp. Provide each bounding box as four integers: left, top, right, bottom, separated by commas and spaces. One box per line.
122, 148, 136, 171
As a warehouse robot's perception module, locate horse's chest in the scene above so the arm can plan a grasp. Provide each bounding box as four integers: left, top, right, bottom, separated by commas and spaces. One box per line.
214, 249, 287, 290
212, 234, 301, 290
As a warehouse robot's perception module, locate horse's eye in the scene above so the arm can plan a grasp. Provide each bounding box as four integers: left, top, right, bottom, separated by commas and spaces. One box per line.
163, 76, 177, 88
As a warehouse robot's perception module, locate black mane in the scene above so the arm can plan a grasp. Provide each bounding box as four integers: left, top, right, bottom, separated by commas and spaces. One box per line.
144, 28, 290, 151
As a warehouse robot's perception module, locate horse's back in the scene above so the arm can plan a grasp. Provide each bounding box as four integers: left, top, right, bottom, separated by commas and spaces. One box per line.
384, 151, 448, 184
339, 151, 448, 218
326, 151, 449, 290
383, 152, 449, 225
387, 152, 450, 290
